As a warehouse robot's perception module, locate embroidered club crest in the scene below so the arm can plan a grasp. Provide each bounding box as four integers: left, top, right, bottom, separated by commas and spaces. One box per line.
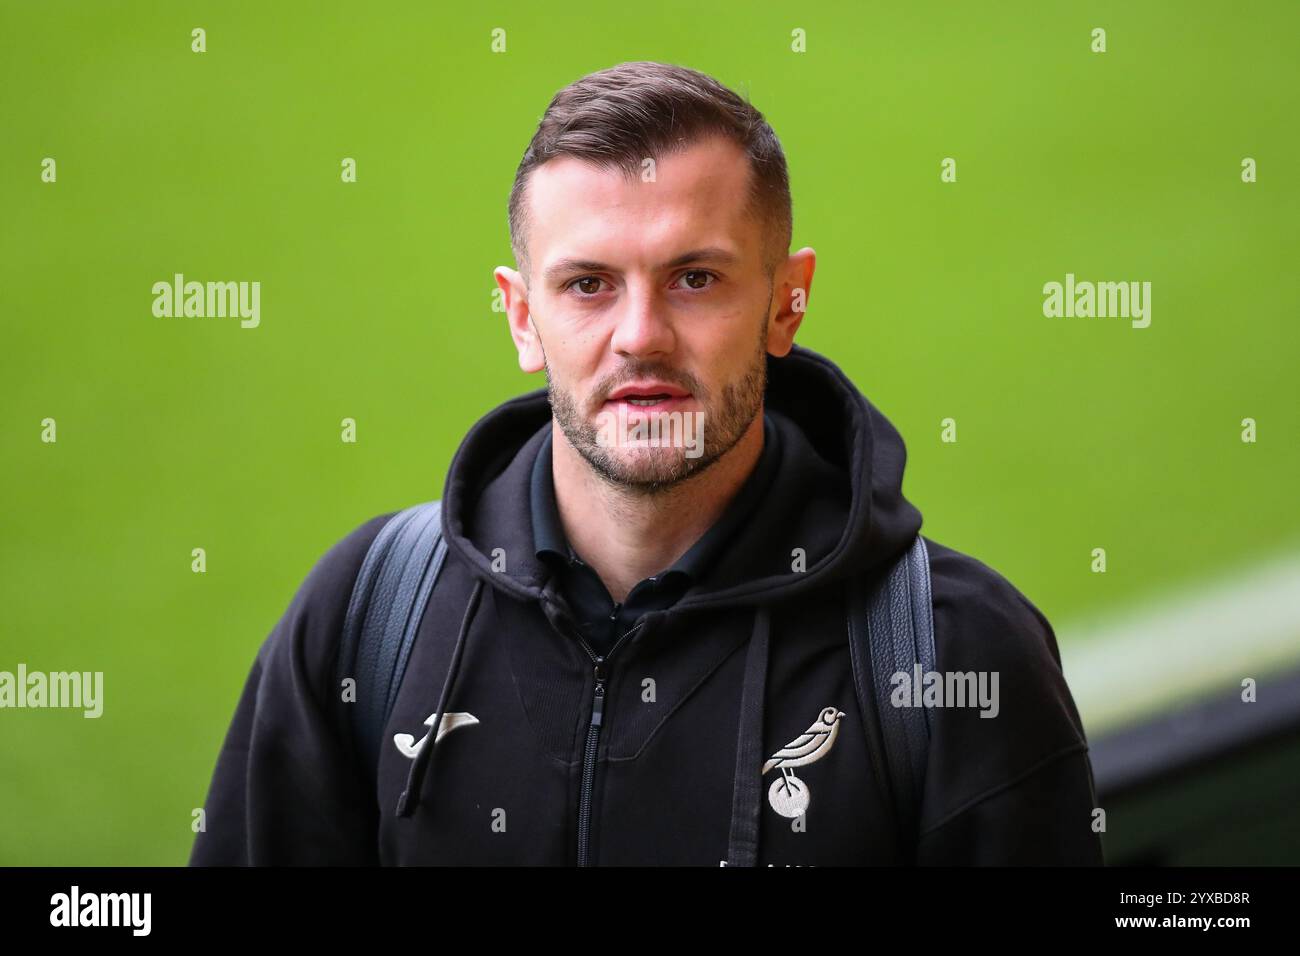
762, 706, 845, 818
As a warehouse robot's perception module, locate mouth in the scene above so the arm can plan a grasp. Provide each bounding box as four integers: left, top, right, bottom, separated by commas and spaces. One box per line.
603, 382, 693, 411
604, 395, 690, 409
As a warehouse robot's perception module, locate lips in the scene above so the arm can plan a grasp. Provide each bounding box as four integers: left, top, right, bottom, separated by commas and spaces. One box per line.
603, 396, 693, 414
605, 379, 691, 403
605, 382, 691, 408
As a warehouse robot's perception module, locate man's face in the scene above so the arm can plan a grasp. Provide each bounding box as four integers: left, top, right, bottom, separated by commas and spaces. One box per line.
499, 135, 798, 492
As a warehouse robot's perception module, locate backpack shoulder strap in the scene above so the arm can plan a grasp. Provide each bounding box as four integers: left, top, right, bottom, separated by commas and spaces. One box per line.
336, 500, 448, 781
847, 534, 936, 857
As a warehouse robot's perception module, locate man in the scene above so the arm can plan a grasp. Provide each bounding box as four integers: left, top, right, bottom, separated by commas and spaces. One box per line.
190, 61, 1103, 866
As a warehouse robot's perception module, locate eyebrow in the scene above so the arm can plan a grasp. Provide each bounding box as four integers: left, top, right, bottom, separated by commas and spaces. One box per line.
541, 247, 740, 285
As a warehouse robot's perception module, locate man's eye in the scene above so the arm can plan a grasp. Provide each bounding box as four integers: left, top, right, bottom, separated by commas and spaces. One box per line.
566, 272, 716, 296
568, 276, 605, 296
675, 270, 716, 291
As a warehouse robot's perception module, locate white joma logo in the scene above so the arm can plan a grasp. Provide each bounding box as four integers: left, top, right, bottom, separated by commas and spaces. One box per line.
394, 712, 479, 759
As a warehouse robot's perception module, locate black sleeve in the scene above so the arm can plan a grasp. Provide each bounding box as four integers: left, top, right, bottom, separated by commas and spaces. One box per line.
188, 513, 395, 866
916, 745, 1105, 865
916, 540, 1106, 866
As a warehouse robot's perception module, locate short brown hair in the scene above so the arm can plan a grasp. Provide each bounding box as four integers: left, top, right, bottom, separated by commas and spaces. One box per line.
507, 61, 792, 282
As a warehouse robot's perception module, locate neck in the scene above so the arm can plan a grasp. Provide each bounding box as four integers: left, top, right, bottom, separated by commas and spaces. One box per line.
551, 413, 765, 603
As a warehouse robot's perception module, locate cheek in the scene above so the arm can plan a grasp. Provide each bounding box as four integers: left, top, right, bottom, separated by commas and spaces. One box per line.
537, 312, 597, 369
693, 311, 765, 379
546, 338, 606, 402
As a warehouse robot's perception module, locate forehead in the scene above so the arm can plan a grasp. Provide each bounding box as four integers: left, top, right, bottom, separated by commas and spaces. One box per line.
524, 135, 758, 269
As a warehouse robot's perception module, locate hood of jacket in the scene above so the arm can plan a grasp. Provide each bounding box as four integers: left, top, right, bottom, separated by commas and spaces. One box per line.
440, 342, 923, 610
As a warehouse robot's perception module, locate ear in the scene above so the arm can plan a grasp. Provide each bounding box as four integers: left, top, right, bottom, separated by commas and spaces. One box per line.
766, 247, 816, 358
495, 266, 545, 373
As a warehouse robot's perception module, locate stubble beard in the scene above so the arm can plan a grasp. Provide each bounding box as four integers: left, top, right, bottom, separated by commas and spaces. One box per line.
545, 314, 770, 496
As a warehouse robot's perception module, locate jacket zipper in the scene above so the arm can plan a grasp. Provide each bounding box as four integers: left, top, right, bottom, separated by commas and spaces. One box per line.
574, 621, 644, 867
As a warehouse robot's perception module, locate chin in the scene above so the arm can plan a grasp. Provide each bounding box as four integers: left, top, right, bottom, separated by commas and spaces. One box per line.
587, 446, 712, 490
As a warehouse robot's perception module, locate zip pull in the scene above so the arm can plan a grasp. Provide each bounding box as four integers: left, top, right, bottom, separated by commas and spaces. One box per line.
591, 659, 607, 728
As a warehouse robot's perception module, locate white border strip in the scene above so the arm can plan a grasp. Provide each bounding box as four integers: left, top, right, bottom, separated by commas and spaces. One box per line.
1058, 549, 1300, 736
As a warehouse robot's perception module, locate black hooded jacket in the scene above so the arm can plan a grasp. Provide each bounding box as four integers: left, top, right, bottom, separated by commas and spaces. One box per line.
190, 344, 1104, 866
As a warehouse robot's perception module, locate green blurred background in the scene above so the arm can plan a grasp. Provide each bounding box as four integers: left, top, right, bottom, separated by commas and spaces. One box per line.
2, 1, 1297, 864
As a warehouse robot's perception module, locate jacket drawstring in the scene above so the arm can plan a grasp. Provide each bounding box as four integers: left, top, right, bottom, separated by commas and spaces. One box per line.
396, 577, 485, 818
725, 605, 770, 866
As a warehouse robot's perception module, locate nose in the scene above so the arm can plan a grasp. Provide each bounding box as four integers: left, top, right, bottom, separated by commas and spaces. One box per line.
608, 279, 676, 359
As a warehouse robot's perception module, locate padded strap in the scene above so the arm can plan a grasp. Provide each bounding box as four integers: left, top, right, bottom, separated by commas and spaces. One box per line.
848, 535, 936, 851
336, 501, 447, 781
